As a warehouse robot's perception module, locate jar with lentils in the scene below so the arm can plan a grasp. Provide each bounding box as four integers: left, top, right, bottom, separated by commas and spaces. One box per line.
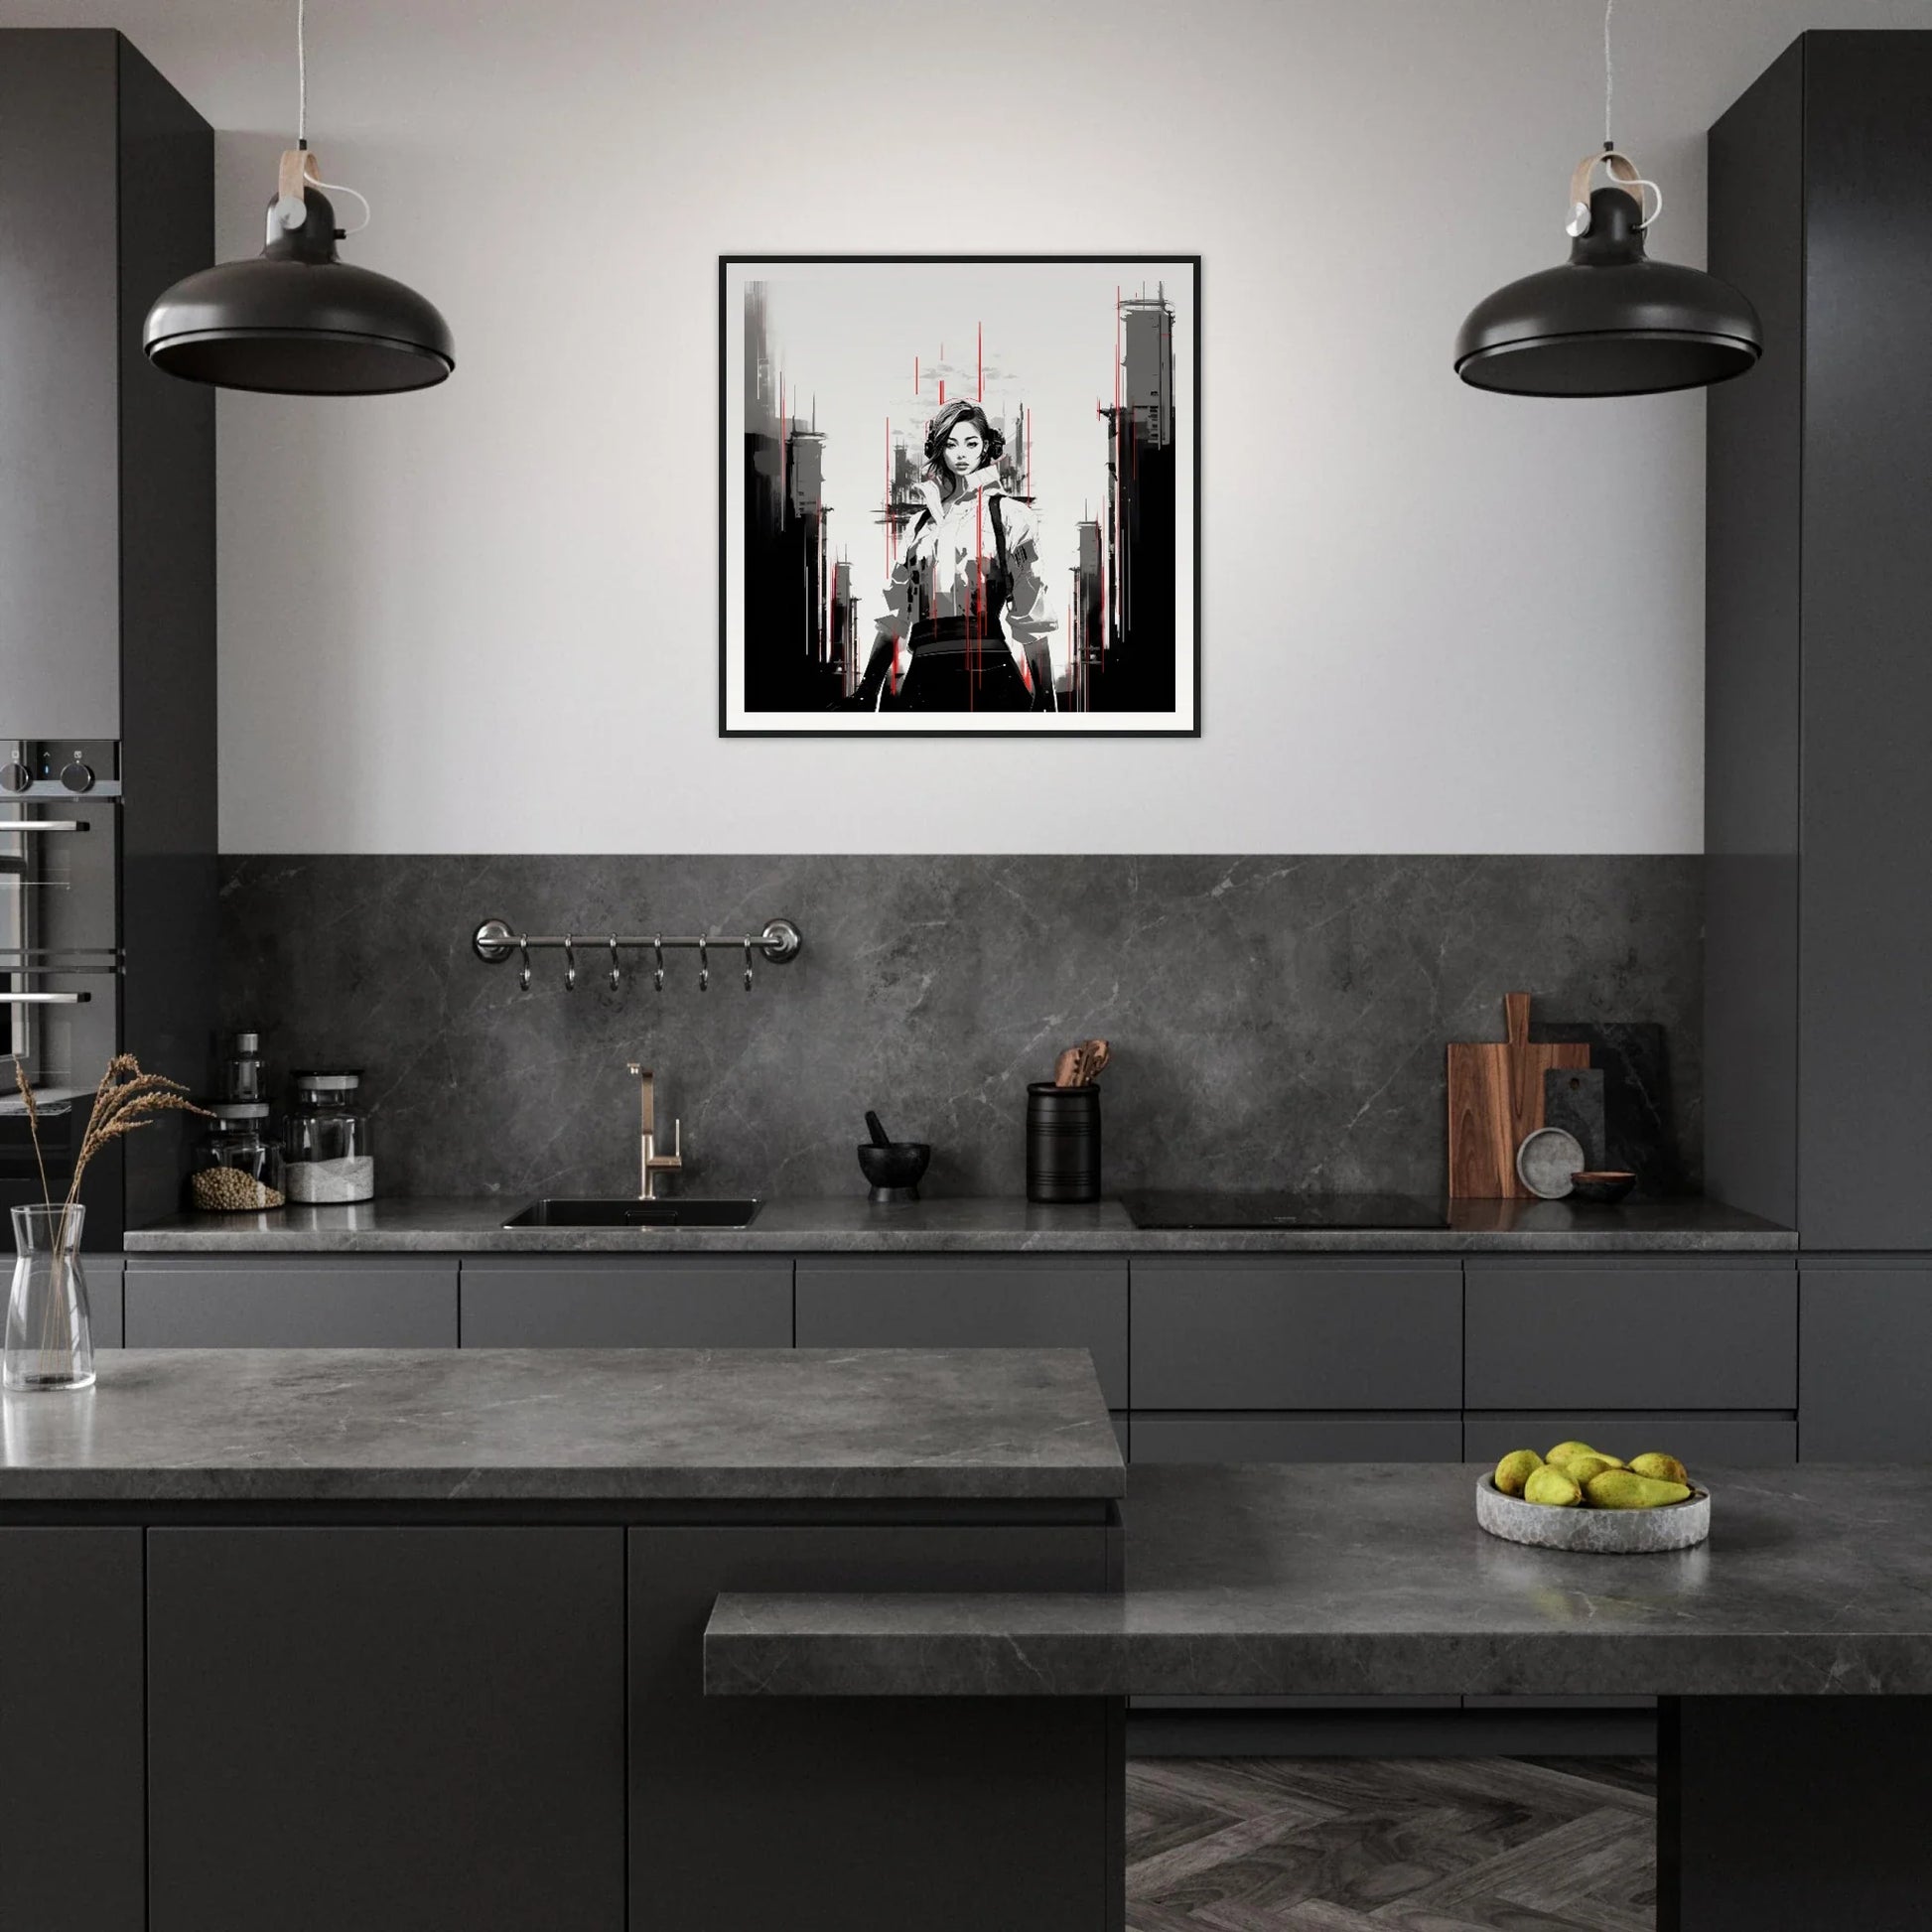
190, 1103, 287, 1212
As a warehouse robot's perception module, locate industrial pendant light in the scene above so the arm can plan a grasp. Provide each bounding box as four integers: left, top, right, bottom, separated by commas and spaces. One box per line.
1453, 0, 1759, 398
143, 0, 453, 395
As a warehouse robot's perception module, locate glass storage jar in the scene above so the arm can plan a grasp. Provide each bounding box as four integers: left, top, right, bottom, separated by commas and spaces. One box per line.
190, 1104, 287, 1212
284, 1070, 375, 1204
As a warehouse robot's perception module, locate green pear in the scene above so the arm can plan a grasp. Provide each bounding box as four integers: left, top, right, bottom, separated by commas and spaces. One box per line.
1553, 1452, 1619, 1485
1628, 1452, 1690, 1486
1494, 1449, 1543, 1496
1585, 1470, 1693, 1510
1524, 1465, 1584, 1507
1546, 1440, 1599, 1463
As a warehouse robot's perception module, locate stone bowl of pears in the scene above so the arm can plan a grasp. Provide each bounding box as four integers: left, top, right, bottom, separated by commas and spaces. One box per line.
1476, 1440, 1711, 1553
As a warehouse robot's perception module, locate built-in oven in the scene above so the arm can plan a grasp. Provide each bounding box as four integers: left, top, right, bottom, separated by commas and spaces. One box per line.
1, 741, 122, 1221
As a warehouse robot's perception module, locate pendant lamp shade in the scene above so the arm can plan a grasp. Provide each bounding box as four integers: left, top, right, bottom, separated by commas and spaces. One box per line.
1455, 183, 1760, 398
144, 181, 454, 395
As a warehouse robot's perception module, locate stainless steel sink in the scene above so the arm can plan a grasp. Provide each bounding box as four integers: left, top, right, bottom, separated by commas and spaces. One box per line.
502, 1197, 761, 1229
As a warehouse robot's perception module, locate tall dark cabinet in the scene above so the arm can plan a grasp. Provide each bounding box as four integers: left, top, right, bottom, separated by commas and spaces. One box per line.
0, 30, 215, 1243
1708, 31, 1932, 1456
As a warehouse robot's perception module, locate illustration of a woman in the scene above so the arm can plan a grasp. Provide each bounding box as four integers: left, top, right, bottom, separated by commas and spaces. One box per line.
844, 400, 1057, 712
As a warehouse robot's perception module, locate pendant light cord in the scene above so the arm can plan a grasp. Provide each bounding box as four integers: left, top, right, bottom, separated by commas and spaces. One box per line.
1603, 0, 1614, 146
297, 0, 307, 147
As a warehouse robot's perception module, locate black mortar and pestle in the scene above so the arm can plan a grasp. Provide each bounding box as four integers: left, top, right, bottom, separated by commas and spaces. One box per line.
858, 1110, 930, 1204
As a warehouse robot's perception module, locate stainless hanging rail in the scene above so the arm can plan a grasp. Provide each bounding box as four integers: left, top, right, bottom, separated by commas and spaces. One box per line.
471, 916, 802, 993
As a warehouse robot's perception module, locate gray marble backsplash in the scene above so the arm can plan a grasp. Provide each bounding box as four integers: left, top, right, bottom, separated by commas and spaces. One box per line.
216, 857, 1703, 1203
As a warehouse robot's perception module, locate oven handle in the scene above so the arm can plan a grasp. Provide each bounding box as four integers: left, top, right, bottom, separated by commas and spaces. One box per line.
0, 820, 89, 835
0, 992, 90, 1005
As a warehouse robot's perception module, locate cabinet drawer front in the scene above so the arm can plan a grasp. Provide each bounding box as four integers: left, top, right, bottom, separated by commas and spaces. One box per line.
125, 1260, 458, 1348
150, 1528, 624, 1932
1462, 1412, 1797, 1466
87, 1255, 124, 1348
1464, 1262, 1795, 1410
1131, 1260, 1461, 1411
460, 1258, 791, 1348
1130, 1414, 1462, 1463
794, 1260, 1128, 1409
1800, 1266, 1932, 1460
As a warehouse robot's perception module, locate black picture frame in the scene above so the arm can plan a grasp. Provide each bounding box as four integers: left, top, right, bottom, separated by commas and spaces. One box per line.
718, 253, 1202, 739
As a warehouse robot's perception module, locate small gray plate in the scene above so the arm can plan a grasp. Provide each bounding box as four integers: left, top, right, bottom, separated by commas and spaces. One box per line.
1477, 1474, 1711, 1553
1516, 1126, 1585, 1199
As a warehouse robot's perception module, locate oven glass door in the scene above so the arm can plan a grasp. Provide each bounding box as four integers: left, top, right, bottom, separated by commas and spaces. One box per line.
1, 800, 119, 1197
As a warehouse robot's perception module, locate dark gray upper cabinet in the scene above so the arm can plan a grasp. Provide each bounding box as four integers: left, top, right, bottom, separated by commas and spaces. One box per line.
0, 31, 211, 738
794, 1258, 1128, 1408
1465, 1260, 1795, 1411
1707, 32, 1932, 1249
1131, 1258, 1461, 1411
125, 1257, 459, 1347
460, 1256, 791, 1348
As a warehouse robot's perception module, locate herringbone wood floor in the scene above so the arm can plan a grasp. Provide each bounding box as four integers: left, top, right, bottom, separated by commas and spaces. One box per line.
1126, 1756, 1656, 1931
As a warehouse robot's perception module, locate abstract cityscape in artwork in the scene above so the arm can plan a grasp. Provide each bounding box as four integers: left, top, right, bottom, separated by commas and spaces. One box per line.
721, 258, 1198, 735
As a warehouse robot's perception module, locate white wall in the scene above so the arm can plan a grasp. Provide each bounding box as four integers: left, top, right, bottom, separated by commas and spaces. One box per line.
4, 0, 1924, 853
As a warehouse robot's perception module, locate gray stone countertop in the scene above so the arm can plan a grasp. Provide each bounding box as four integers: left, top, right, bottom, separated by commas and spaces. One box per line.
706, 1461, 1932, 1698
0, 1347, 1123, 1504
122, 1194, 1796, 1254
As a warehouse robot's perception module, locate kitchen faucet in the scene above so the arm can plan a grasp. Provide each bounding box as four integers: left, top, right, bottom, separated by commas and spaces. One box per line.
624, 1062, 683, 1199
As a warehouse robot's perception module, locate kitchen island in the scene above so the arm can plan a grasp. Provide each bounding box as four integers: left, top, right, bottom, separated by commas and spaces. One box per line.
0, 1347, 1124, 1932
713, 1460, 1932, 1932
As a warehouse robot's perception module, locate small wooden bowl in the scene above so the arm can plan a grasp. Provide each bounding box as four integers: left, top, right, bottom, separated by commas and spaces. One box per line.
1568, 1171, 1637, 1204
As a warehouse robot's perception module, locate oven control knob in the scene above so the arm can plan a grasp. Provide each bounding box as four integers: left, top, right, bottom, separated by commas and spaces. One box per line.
0, 761, 29, 793
60, 759, 95, 794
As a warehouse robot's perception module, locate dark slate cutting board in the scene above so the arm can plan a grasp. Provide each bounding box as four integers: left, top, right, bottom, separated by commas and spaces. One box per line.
1530, 1022, 1686, 1196
1543, 1066, 1606, 1173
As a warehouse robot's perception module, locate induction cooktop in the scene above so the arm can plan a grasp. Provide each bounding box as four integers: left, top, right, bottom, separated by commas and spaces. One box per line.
1119, 1191, 1450, 1230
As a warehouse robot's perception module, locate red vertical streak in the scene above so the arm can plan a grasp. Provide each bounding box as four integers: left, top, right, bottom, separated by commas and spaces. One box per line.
913, 355, 919, 396
938, 378, 945, 405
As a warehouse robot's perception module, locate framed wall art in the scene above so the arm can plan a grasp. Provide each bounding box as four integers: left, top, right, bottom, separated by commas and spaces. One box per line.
720, 255, 1200, 736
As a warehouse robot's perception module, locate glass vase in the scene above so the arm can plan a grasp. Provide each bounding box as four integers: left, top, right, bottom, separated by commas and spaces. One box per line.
6, 1204, 95, 1393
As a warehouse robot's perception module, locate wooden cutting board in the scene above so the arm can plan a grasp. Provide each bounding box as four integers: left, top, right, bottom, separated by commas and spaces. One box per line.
1447, 993, 1589, 1198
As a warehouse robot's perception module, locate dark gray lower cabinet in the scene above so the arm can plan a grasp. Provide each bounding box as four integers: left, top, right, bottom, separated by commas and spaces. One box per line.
0, 1529, 144, 1932
86, 1254, 124, 1347
1132, 1414, 1461, 1462
1131, 1259, 1461, 1411
795, 1257, 1129, 1409
147, 1527, 624, 1932
1800, 1263, 1932, 1459
1463, 1412, 1797, 1465
459, 1256, 791, 1347
125, 1257, 458, 1346
1464, 1259, 1796, 1411
629, 1524, 1117, 1932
